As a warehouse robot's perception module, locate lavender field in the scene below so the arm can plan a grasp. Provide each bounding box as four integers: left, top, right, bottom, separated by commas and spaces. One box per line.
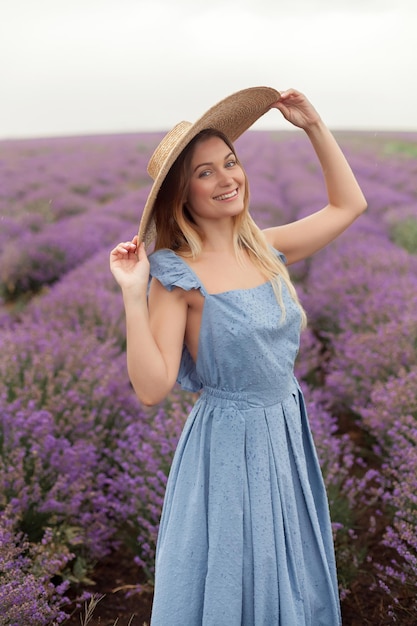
1, 129, 417, 625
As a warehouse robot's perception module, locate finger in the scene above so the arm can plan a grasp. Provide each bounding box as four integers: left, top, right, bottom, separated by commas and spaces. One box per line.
273, 101, 290, 116
111, 241, 136, 255
279, 88, 302, 102
278, 89, 294, 99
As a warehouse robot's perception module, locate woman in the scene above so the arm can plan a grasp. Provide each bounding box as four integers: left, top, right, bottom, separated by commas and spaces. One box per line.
110, 87, 366, 625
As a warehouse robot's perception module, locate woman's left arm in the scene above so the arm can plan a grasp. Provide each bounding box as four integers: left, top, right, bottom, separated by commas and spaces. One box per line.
263, 89, 367, 265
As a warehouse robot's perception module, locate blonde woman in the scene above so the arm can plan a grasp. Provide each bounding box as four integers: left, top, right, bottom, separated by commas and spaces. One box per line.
110, 87, 366, 625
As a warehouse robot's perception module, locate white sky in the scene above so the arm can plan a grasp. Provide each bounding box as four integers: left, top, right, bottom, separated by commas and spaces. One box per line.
1, 0, 416, 139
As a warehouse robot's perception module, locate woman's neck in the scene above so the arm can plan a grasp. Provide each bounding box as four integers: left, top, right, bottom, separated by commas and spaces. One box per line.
199, 221, 235, 254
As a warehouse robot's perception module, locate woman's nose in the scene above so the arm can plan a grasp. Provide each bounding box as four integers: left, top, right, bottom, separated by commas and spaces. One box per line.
218, 171, 234, 186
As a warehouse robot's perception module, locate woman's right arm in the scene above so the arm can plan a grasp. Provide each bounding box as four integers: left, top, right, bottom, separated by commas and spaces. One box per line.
110, 239, 187, 406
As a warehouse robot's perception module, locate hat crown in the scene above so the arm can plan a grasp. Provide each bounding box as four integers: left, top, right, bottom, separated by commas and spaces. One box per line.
147, 121, 192, 180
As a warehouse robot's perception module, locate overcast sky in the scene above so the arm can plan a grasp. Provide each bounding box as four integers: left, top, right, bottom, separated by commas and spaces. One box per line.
1, 0, 416, 139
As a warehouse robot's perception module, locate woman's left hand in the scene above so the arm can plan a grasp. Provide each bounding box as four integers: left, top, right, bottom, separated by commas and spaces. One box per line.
271, 89, 321, 130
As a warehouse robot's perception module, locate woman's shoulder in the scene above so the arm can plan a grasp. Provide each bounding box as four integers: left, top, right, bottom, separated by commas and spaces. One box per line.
149, 248, 204, 293
149, 247, 175, 267
267, 244, 287, 265
263, 229, 287, 265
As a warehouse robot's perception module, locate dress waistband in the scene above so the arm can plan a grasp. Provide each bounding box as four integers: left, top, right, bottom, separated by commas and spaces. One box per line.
200, 379, 299, 409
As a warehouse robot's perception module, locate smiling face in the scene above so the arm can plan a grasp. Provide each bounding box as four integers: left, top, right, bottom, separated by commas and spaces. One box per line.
186, 136, 246, 225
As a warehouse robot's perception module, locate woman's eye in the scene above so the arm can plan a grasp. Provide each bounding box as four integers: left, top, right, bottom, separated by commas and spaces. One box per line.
198, 170, 211, 178
226, 160, 236, 168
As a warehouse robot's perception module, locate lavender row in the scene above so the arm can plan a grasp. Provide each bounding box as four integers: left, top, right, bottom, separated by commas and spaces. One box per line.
0, 318, 190, 621
1, 130, 417, 622
298, 136, 417, 615
0, 133, 161, 300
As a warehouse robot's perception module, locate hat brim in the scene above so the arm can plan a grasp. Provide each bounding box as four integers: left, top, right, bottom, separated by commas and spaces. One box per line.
138, 86, 280, 246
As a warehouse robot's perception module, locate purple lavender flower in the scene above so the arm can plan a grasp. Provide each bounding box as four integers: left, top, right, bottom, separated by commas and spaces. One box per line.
1, 129, 417, 619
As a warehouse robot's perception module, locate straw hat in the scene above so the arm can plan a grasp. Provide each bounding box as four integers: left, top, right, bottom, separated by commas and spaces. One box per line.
138, 86, 280, 247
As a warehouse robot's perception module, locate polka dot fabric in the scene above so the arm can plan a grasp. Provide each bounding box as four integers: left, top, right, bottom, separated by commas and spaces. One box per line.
148, 248, 341, 626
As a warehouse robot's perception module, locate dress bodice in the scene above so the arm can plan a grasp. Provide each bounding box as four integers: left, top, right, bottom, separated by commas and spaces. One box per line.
149, 248, 302, 401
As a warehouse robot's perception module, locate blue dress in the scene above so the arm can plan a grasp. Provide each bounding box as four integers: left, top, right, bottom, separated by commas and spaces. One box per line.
148, 248, 341, 626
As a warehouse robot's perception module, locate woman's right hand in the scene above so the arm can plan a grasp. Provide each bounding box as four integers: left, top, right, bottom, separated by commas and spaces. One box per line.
110, 235, 150, 295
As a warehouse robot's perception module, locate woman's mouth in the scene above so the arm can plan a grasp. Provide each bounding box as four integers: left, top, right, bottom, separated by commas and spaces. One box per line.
214, 189, 238, 201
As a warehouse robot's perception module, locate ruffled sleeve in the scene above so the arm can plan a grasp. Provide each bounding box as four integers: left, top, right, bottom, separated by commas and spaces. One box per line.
149, 249, 205, 293
148, 249, 203, 393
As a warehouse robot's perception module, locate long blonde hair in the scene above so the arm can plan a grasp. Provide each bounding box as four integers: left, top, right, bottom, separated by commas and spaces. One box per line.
153, 129, 306, 327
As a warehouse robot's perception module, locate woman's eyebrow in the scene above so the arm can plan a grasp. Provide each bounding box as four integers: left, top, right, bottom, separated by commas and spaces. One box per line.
193, 152, 235, 173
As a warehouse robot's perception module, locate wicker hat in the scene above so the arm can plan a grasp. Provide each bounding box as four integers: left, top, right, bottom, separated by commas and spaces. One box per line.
138, 86, 280, 247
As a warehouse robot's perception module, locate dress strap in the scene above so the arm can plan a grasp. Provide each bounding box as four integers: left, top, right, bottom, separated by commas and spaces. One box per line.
149, 249, 207, 296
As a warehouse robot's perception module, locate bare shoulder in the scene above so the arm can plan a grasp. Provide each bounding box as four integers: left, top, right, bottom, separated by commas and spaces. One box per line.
148, 275, 204, 321
263, 228, 279, 246
148, 275, 188, 307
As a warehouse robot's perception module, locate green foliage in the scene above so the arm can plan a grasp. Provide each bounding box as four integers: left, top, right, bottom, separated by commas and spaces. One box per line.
384, 140, 417, 159
391, 217, 417, 254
